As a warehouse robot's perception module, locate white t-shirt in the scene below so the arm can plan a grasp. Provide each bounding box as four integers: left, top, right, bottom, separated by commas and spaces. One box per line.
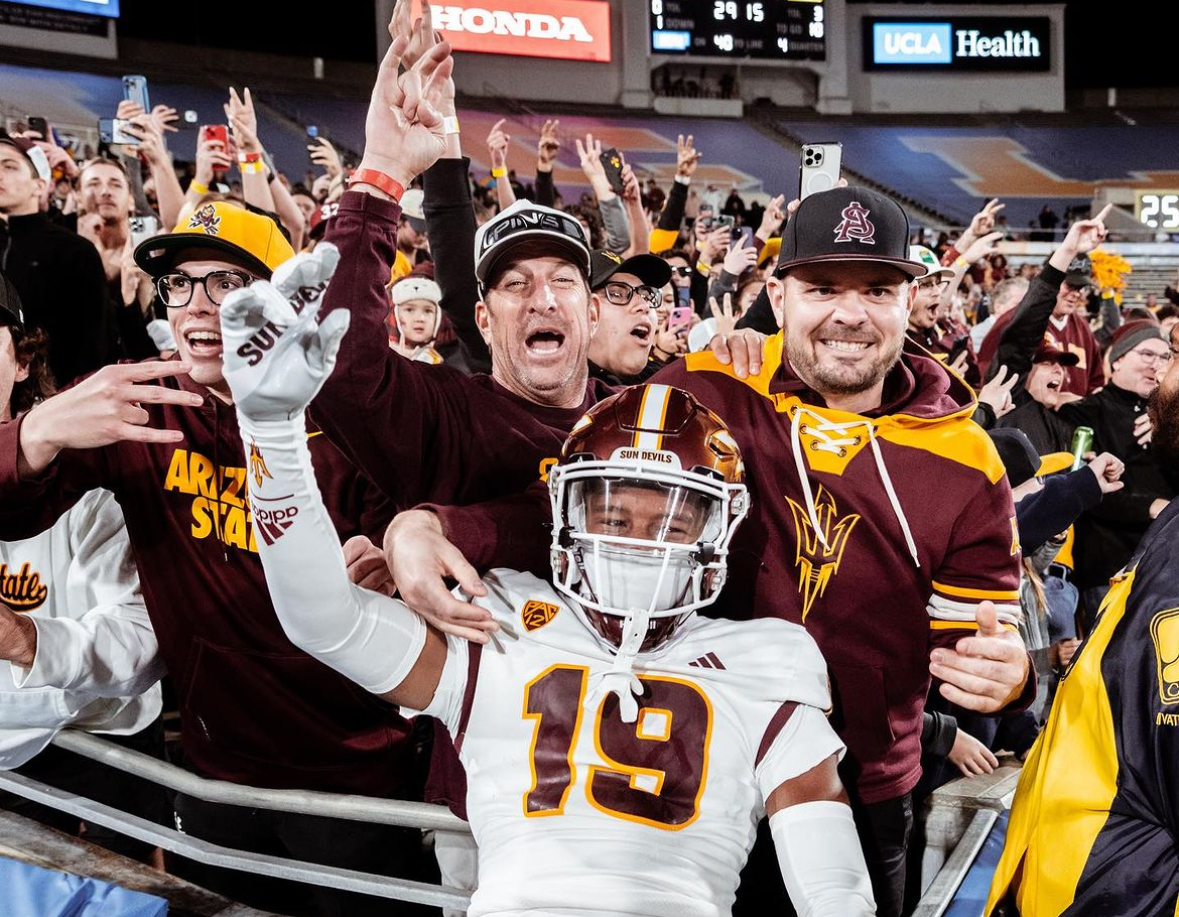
414, 569, 843, 917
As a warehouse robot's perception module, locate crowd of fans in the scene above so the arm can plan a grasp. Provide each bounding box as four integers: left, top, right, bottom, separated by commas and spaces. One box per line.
1, 3, 1178, 916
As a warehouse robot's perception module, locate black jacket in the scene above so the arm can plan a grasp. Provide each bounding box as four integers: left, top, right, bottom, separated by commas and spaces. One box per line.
0, 212, 115, 385
1059, 384, 1178, 589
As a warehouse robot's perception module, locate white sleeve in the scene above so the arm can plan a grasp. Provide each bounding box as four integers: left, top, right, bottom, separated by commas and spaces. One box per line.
10, 490, 164, 700
238, 413, 436, 699
769, 801, 876, 917
755, 703, 845, 803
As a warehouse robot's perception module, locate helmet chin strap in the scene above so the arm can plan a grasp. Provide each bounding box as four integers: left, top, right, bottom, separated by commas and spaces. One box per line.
586, 544, 674, 724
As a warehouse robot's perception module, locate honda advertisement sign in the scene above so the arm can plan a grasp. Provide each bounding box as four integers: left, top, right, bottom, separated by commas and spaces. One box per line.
417, 0, 612, 63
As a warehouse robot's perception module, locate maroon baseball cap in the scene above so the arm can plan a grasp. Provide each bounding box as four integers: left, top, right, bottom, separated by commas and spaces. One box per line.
308, 201, 338, 240
1033, 340, 1080, 366
775, 186, 928, 280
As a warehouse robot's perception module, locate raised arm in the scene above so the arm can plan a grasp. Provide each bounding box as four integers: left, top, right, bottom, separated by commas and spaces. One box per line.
219, 266, 447, 709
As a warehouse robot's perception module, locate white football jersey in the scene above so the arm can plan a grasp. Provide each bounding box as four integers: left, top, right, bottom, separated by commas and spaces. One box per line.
416, 569, 843, 917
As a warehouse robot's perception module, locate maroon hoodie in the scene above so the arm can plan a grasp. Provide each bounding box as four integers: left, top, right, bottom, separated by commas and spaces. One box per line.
0, 369, 411, 795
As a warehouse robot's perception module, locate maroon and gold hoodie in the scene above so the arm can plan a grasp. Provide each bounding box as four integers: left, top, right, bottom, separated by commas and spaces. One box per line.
0, 370, 410, 795
653, 334, 1023, 803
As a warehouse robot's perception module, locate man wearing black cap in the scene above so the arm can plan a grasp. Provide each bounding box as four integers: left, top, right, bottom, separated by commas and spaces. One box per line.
587, 249, 672, 384
0, 134, 114, 386
649, 185, 1033, 915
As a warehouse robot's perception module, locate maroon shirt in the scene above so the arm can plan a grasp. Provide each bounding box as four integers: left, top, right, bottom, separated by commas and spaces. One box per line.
980, 310, 1103, 397
0, 370, 408, 795
313, 191, 614, 509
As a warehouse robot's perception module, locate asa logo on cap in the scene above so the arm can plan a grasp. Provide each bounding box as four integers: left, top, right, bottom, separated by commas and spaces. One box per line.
188, 203, 222, 236
833, 202, 876, 245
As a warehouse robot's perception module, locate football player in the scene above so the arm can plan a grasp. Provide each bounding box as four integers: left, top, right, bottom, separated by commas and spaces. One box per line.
218, 273, 876, 917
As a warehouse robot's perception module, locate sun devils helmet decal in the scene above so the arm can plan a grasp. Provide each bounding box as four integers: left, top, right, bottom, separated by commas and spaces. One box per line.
833, 201, 875, 245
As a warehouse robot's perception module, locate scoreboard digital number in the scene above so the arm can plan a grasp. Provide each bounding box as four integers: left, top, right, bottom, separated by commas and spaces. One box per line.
1136, 191, 1179, 231
650, 0, 826, 61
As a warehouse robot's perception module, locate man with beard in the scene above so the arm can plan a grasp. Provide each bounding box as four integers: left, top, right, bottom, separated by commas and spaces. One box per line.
393, 185, 1033, 917
985, 319, 1179, 917
1059, 319, 1176, 623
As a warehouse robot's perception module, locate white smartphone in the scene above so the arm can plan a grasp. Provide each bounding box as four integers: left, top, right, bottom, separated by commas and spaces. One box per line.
799, 142, 843, 199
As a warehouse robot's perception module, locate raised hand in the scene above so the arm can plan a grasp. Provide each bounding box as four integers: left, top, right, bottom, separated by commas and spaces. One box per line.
977, 364, 1018, 418
225, 87, 262, 156
575, 133, 613, 199
1063, 203, 1113, 257
709, 293, 738, 337
722, 237, 757, 277
309, 136, 343, 178
486, 118, 510, 172
359, 34, 453, 190
151, 104, 180, 135
537, 118, 560, 170
676, 133, 700, 179
219, 244, 347, 421
194, 131, 232, 186
389, 0, 436, 69
757, 193, 786, 241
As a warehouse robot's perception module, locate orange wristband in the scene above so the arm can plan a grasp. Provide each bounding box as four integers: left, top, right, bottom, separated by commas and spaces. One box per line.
348, 168, 405, 202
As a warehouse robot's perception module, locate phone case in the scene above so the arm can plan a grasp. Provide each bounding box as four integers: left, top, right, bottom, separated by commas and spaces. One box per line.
599, 147, 626, 196
799, 142, 843, 199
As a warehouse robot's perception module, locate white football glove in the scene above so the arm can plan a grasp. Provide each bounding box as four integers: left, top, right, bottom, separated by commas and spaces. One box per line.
220, 244, 349, 421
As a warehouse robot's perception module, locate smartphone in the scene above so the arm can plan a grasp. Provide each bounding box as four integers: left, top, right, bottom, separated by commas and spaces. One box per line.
122, 74, 150, 113
731, 225, 753, 249
179, 110, 199, 130
129, 214, 160, 248
599, 147, 626, 196
675, 285, 691, 310
946, 334, 971, 366
715, 214, 735, 231
99, 118, 139, 146
669, 305, 693, 332
799, 142, 842, 199
306, 125, 319, 139
201, 124, 230, 149
26, 116, 49, 140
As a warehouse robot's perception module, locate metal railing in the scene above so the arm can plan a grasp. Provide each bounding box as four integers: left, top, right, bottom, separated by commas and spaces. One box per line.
0, 731, 472, 911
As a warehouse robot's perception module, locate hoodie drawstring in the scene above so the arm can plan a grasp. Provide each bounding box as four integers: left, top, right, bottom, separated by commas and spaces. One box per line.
790, 407, 921, 568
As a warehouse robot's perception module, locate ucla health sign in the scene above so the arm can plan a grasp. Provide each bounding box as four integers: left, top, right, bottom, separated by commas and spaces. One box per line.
864, 17, 1050, 72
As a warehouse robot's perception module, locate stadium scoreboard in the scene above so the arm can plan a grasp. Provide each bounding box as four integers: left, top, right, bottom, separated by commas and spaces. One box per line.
1136, 191, 1179, 232
650, 0, 826, 62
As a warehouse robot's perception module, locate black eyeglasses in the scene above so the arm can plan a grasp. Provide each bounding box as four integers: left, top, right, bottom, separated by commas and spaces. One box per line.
157, 270, 253, 308
600, 280, 660, 308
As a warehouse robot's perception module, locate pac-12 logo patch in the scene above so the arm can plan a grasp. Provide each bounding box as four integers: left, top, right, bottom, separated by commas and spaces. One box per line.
522, 599, 560, 632
833, 201, 876, 244
1150, 607, 1179, 705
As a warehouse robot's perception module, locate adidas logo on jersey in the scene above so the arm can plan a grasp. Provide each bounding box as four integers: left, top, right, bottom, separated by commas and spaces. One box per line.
689, 652, 725, 670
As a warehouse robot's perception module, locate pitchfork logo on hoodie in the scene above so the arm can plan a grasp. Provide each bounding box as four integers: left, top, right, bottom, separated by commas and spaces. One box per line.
786, 485, 861, 620
833, 202, 876, 245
